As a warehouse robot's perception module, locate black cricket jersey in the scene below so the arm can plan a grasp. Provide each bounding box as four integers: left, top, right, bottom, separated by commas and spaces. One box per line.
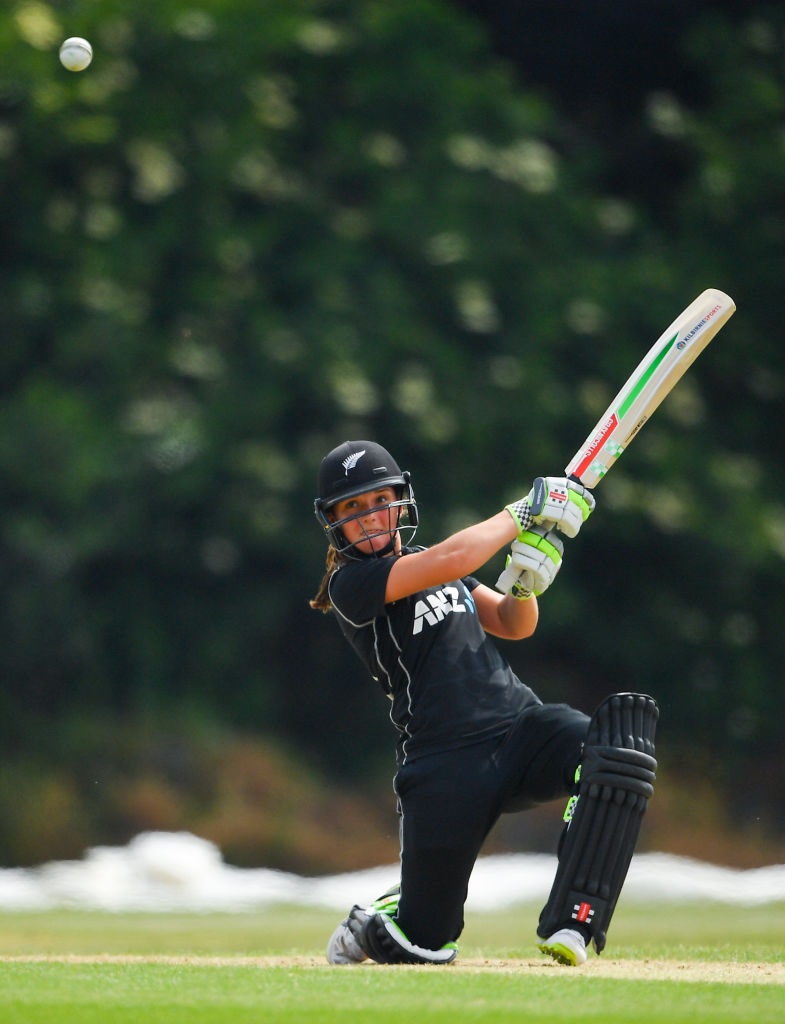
328, 546, 540, 765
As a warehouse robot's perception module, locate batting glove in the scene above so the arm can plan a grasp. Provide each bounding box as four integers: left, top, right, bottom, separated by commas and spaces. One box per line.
495, 526, 564, 600
506, 477, 594, 542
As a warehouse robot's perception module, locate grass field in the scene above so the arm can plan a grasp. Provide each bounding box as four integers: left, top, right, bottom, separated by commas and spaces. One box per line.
0, 902, 783, 1023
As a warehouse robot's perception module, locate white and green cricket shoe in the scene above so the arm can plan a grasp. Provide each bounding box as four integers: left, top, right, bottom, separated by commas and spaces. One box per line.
537, 928, 588, 966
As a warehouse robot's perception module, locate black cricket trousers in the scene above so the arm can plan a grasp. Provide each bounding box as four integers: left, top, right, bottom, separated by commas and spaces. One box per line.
391, 702, 589, 949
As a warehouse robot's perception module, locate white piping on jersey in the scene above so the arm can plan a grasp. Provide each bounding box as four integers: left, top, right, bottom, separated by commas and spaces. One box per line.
379, 614, 415, 763
328, 575, 415, 761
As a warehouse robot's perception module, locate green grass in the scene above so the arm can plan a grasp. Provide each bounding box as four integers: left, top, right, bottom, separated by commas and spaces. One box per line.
0, 903, 782, 1023
1, 902, 783, 958
0, 961, 782, 1024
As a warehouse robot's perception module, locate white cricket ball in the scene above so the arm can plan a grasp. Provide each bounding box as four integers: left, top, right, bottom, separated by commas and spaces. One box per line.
59, 37, 93, 73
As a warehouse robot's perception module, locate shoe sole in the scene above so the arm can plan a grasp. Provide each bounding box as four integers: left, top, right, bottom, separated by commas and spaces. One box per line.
538, 939, 585, 966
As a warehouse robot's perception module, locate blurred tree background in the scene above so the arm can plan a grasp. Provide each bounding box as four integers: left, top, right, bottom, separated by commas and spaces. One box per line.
1, 0, 783, 872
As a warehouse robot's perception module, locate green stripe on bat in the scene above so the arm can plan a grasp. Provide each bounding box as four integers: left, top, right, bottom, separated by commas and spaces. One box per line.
618, 333, 678, 419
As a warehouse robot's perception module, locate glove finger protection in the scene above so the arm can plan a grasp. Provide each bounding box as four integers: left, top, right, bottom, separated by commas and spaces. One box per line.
529, 477, 595, 538
495, 526, 564, 600
505, 477, 595, 541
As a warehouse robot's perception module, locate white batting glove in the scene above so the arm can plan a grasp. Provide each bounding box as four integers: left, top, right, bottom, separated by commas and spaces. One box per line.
533, 476, 595, 538
495, 526, 565, 600
507, 477, 595, 540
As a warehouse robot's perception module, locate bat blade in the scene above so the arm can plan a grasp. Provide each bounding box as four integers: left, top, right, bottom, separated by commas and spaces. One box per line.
565, 288, 735, 488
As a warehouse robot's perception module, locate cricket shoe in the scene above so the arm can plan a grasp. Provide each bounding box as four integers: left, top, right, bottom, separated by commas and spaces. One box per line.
537, 928, 588, 966
327, 905, 370, 965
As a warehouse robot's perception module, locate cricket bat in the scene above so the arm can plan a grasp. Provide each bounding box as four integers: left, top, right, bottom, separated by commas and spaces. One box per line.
565, 288, 736, 488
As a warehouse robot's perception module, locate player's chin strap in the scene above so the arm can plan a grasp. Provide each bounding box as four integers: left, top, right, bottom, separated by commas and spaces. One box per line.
537, 692, 658, 955
349, 907, 458, 965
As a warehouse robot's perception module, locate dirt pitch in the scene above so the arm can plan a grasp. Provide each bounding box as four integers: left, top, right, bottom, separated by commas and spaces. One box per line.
1, 955, 783, 984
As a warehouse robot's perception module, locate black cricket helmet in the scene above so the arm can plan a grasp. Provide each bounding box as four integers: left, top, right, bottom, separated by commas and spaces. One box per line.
314, 440, 418, 557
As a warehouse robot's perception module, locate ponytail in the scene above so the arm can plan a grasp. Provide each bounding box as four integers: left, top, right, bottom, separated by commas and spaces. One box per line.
309, 545, 344, 612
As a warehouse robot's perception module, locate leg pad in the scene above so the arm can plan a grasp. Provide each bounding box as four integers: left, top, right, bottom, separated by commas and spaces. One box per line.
537, 692, 658, 954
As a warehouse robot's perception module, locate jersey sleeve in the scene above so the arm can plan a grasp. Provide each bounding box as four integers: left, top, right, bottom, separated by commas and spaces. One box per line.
328, 556, 396, 623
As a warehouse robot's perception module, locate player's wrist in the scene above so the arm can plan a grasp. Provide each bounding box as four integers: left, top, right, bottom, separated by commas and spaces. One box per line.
505, 498, 533, 539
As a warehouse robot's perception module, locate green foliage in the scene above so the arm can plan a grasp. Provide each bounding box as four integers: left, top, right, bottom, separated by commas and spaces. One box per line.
1, 0, 784, 860
0, 716, 399, 870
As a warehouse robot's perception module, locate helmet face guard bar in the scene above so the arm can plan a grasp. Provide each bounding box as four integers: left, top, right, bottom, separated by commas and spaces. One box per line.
314, 486, 418, 559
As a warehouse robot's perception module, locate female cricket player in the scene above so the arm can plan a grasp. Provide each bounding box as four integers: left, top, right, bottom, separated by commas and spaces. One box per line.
310, 440, 656, 966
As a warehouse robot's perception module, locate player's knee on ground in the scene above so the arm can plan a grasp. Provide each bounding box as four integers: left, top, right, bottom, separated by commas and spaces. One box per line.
360, 912, 458, 965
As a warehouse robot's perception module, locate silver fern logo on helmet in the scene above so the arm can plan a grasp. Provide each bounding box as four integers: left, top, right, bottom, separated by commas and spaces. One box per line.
341, 450, 366, 475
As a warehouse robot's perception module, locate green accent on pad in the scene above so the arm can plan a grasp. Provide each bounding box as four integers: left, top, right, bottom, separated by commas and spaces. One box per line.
384, 914, 459, 961
618, 332, 678, 419
568, 490, 592, 520
520, 530, 562, 566
563, 794, 579, 823
372, 894, 400, 915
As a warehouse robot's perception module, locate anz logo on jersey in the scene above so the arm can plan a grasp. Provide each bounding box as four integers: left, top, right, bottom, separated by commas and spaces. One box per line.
412, 584, 476, 636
